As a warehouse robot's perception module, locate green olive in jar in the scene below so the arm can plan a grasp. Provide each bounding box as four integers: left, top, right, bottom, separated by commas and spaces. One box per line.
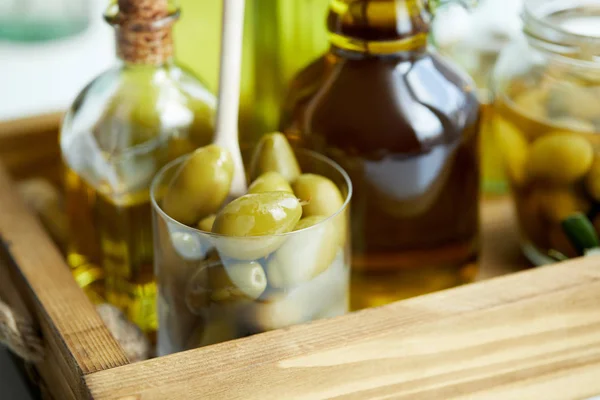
225, 261, 268, 300
513, 88, 548, 122
527, 133, 593, 184
266, 216, 338, 288
292, 173, 346, 245
212, 192, 303, 260
292, 174, 344, 217
208, 260, 266, 302
162, 145, 233, 225
247, 171, 293, 194
213, 192, 302, 236
197, 214, 217, 232
547, 83, 600, 122
493, 116, 529, 187
249, 132, 301, 183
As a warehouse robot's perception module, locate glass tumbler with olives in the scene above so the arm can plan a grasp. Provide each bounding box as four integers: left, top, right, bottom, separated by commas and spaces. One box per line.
492, 0, 600, 264
151, 134, 352, 355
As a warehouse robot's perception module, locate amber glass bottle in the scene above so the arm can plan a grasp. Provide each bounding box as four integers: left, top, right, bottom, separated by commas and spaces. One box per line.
60, 0, 216, 336
282, 0, 481, 310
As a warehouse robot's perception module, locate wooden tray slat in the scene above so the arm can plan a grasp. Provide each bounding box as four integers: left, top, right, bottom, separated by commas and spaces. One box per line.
0, 162, 128, 400
85, 256, 600, 399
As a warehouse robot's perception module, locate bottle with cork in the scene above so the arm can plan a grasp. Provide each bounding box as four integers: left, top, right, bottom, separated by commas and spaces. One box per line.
60, 0, 216, 338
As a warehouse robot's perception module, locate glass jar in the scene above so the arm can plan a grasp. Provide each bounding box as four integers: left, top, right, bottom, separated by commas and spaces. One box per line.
492, 0, 600, 264
152, 150, 351, 355
433, 0, 524, 194
282, 0, 481, 310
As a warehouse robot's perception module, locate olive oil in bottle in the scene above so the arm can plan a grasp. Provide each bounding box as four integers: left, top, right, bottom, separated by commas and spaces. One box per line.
60, 0, 216, 335
282, 0, 481, 310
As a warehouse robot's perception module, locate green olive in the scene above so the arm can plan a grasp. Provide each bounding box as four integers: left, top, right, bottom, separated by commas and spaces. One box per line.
547, 83, 600, 121
212, 192, 302, 260
208, 259, 266, 302
208, 260, 248, 303
249, 132, 301, 183
247, 171, 293, 194
513, 88, 547, 122
585, 155, 600, 201
197, 214, 216, 232
292, 174, 344, 217
223, 261, 267, 300
213, 192, 302, 237
247, 297, 308, 331
527, 133, 593, 184
162, 145, 233, 225
248, 254, 347, 331
538, 188, 591, 223
493, 116, 529, 186
294, 215, 328, 230
292, 174, 346, 245
266, 216, 338, 288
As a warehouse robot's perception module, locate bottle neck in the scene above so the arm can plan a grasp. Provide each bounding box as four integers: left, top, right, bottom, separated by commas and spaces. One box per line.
327, 0, 433, 55
115, 23, 175, 66
107, 0, 179, 66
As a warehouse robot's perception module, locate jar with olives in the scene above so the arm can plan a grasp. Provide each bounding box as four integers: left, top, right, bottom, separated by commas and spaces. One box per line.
151, 134, 351, 355
492, 0, 600, 264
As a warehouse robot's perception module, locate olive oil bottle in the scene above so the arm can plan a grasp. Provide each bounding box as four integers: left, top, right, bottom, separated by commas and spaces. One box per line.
60, 0, 216, 336
174, 0, 330, 154
282, 0, 481, 310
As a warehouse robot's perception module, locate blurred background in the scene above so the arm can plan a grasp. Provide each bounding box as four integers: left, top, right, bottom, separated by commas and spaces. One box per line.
0, 0, 113, 120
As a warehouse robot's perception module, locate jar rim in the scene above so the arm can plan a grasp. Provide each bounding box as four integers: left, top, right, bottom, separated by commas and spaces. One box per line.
150, 148, 353, 240
522, 0, 600, 64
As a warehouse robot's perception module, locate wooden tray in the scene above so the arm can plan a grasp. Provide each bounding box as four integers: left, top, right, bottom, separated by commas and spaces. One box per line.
1, 114, 599, 399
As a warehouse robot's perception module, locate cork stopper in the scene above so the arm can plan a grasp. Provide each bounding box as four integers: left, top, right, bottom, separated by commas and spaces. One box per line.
109, 0, 178, 65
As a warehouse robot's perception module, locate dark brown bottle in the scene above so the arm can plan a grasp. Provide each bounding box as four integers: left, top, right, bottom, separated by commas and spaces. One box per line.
281, 0, 481, 310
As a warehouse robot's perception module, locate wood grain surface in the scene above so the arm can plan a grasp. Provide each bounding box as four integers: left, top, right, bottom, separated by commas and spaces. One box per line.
0, 162, 129, 400
84, 256, 600, 399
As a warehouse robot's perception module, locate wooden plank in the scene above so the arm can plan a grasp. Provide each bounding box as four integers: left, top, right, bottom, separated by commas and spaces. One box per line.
0, 162, 128, 400
0, 113, 62, 184
85, 256, 600, 399
0, 257, 77, 400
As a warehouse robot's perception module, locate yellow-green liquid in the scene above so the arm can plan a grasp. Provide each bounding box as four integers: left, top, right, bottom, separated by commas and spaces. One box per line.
65, 167, 158, 335
174, 0, 330, 153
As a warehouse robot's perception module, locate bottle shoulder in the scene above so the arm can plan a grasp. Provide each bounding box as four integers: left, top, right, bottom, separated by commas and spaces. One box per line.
284, 51, 480, 153
62, 64, 216, 135
61, 63, 216, 160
